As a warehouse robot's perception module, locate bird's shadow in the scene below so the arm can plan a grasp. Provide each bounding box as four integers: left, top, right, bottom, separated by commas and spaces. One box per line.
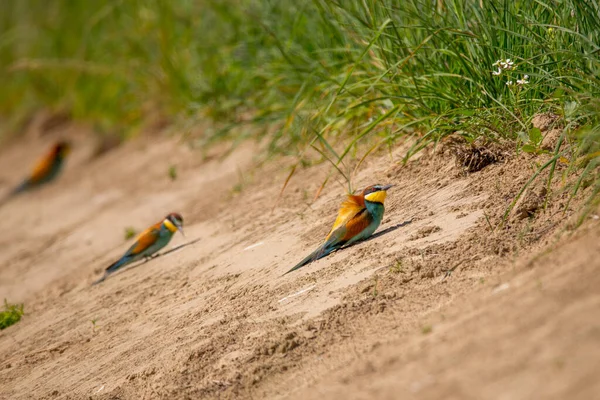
343, 218, 414, 250
92, 237, 202, 285
282, 218, 414, 276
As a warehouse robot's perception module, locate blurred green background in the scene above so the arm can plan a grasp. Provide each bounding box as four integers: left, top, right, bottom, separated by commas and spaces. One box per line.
0, 0, 599, 164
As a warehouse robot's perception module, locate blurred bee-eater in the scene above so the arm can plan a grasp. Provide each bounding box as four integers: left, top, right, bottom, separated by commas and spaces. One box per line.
285, 184, 393, 274
93, 213, 184, 285
3, 141, 71, 202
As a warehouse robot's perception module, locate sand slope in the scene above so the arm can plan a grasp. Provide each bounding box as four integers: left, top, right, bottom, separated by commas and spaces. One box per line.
0, 125, 598, 399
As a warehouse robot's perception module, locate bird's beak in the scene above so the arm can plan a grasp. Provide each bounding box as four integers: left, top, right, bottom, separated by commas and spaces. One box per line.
177, 225, 185, 237
382, 184, 394, 191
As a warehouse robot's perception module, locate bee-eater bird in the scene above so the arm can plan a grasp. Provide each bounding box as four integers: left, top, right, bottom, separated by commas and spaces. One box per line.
285, 184, 393, 274
93, 213, 184, 285
4, 141, 71, 201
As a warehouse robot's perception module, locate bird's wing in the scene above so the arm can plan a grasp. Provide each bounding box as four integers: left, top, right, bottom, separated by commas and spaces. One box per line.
341, 208, 373, 241
328, 208, 373, 243
125, 222, 162, 256
28, 151, 56, 184
326, 194, 365, 240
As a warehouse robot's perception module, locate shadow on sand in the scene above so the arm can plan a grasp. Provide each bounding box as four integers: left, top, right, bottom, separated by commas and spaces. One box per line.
283, 218, 414, 275
361, 218, 414, 243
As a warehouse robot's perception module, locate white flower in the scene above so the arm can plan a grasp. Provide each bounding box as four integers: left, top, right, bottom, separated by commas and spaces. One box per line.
493, 58, 517, 80
516, 75, 529, 85
493, 58, 515, 72
506, 80, 514, 86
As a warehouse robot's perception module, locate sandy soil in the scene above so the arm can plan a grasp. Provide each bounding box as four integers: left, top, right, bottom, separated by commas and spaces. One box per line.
0, 120, 598, 399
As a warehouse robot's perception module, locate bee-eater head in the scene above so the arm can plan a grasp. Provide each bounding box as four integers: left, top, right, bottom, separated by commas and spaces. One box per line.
54, 141, 71, 158
164, 212, 185, 236
362, 184, 393, 204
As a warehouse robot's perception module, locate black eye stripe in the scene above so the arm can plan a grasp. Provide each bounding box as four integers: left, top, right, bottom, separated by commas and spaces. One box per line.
167, 213, 183, 225
364, 185, 382, 195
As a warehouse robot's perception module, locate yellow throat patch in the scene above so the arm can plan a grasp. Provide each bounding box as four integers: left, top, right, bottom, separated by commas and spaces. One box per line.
164, 219, 178, 233
364, 190, 387, 204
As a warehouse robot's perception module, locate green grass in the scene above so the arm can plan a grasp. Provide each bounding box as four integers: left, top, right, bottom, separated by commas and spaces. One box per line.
0, 299, 24, 330
0, 0, 599, 196
389, 259, 404, 274
168, 165, 178, 181
124, 227, 138, 240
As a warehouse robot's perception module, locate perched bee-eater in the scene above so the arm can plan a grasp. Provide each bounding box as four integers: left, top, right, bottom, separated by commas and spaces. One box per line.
8, 141, 71, 196
93, 213, 184, 285
285, 184, 393, 274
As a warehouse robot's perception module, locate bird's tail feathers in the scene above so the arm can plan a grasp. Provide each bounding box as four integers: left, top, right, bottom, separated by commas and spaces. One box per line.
12, 180, 29, 195
91, 274, 107, 286
105, 256, 131, 274
0, 181, 28, 207
92, 256, 129, 285
284, 242, 337, 275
